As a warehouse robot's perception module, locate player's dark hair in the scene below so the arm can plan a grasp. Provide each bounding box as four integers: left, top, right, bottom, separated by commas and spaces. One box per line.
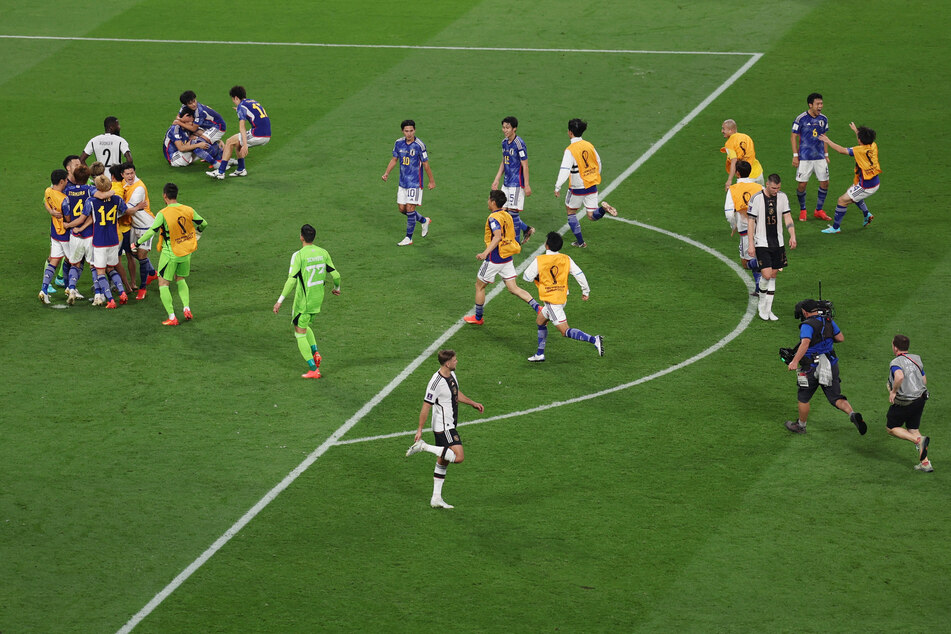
567, 118, 587, 137
120, 161, 135, 173
164, 182, 179, 199
109, 164, 124, 180
437, 349, 456, 365
179, 90, 197, 105
73, 164, 90, 184
400, 119, 416, 130
857, 126, 876, 145
502, 116, 518, 128
735, 160, 752, 178
489, 189, 507, 208
229, 85, 247, 100
301, 224, 317, 243
893, 334, 910, 352
104, 116, 119, 132
767, 173, 782, 185
545, 231, 564, 252
807, 92, 823, 105
50, 169, 68, 185
179, 107, 196, 119
63, 155, 80, 168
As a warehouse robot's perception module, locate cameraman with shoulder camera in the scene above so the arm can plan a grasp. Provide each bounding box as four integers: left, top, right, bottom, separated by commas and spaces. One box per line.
783, 299, 866, 435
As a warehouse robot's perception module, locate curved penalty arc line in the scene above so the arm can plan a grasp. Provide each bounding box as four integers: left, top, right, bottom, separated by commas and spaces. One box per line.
336, 218, 757, 447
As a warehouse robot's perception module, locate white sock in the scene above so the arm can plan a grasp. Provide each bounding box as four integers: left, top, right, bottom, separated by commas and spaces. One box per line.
432, 463, 447, 499
765, 277, 777, 313
421, 442, 456, 462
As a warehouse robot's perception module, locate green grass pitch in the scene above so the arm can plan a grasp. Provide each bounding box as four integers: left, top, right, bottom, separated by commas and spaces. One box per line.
1, 0, 949, 631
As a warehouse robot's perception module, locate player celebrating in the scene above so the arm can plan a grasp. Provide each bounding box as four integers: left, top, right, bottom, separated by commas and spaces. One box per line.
38, 169, 70, 304
721, 118, 764, 190
164, 109, 217, 167
382, 119, 435, 246
121, 163, 158, 299
210, 85, 271, 179
463, 190, 541, 325
554, 118, 617, 248
791, 93, 833, 222
819, 122, 881, 233
724, 160, 765, 296
491, 116, 534, 243
136, 183, 207, 325
273, 224, 341, 379
406, 349, 484, 509
81, 175, 131, 308
522, 231, 604, 361
176, 90, 227, 144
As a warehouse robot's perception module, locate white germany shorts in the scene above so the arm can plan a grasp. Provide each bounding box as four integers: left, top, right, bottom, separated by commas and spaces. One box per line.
796, 159, 830, 182
66, 234, 92, 264
846, 182, 880, 202
541, 302, 568, 325
502, 185, 525, 211
246, 132, 270, 148
92, 245, 120, 269
398, 186, 424, 206
49, 237, 68, 260
565, 189, 599, 212
168, 151, 193, 167
477, 259, 517, 284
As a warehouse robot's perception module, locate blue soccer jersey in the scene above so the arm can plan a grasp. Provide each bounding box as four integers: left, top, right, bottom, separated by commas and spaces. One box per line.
164, 124, 190, 162
392, 138, 428, 189
501, 136, 528, 187
179, 102, 227, 134
791, 112, 829, 161
237, 98, 271, 137
85, 195, 128, 247
64, 182, 95, 237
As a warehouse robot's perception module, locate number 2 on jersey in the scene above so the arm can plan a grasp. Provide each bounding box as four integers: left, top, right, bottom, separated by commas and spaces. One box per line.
305, 263, 326, 287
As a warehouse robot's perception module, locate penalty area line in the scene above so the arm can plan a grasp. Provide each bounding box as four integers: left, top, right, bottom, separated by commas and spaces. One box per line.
116, 51, 763, 633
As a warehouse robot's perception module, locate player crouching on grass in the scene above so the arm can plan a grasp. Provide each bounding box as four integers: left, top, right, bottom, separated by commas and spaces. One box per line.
522, 231, 603, 362
406, 350, 484, 509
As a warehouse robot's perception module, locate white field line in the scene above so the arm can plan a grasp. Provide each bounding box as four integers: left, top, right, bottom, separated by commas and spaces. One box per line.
0, 34, 758, 56
116, 51, 763, 633
338, 219, 756, 446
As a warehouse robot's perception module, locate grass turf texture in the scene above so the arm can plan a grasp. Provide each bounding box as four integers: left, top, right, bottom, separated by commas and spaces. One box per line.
1, 0, 949, 631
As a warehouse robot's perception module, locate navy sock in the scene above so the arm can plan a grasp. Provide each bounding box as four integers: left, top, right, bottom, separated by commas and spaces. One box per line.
509, 211, 522, 241
217, 159, 228, 174
566, 327, 594, 343
528, 299, 541, 313
536, 325, 548, 355
406, 213, 417, 238
797, 190, 807, 211
68, 262, 81, 290
41, 263, 56, 292
108, 270, 125, 294
97, 273, 113, 301
833, 205, 847, 229
139, 259, 150, 286
193, 147, 216, 165
591, 205, 606, 220
817, 187, 828, 210
474, 303, 484, 320
237, 158, 245, 170
567, 214, 584, 243
856, 200, 870, 216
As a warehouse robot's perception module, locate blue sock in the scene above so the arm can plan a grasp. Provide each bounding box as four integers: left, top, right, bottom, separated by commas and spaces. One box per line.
747, 257, 759, 272
139, 258, 150, 286
474, 303, 484, 320
753, 271, 762, 290
193, 147, 216, 165
509, 211, 522, 241
567, 214, 584, 244
856, 200, 871, 216
528, 299, 541, 313
833, 205, 847, 229
817, 187, 828, 211
566, 327, 594, 343
109, 270, 125, 294
61, 261, 71, 283
41, 263, 56, 292
536, 325, 548, 355
415, 211, 426, 223
797, 190, 807, 211
97, 273, 113, 301
217, 160, 228, 174
237, 158, 245, 171
406, 213, 417, 238
68, 262, 81, 290
591, 205, 606, 220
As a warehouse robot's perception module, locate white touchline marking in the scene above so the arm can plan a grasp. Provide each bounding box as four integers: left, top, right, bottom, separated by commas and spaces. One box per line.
0, 34, 759, 56
117, 51, 763, 633
338, 220, 755, 446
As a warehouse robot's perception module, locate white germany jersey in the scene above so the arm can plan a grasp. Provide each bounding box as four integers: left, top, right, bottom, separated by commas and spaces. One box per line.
423, 370, 459, 433
84, 133, 130, 168
747, 190, 791, 247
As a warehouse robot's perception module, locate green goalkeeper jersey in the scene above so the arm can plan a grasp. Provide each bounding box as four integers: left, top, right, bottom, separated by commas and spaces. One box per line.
281, 244, 340, 314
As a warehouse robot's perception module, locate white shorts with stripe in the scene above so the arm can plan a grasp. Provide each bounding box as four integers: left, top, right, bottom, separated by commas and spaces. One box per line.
49, 237, 68, 260
477, 260, 516, 284
92, 245, 120, 269
66, 234, 92, 265
397, 186, 423, 206
502, 185, 525, 211
541, 302, 568, 325
565, 190, 598, 212
168, 151, 193, 167
846, 183, 879, 202
796, 159, 830, 182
